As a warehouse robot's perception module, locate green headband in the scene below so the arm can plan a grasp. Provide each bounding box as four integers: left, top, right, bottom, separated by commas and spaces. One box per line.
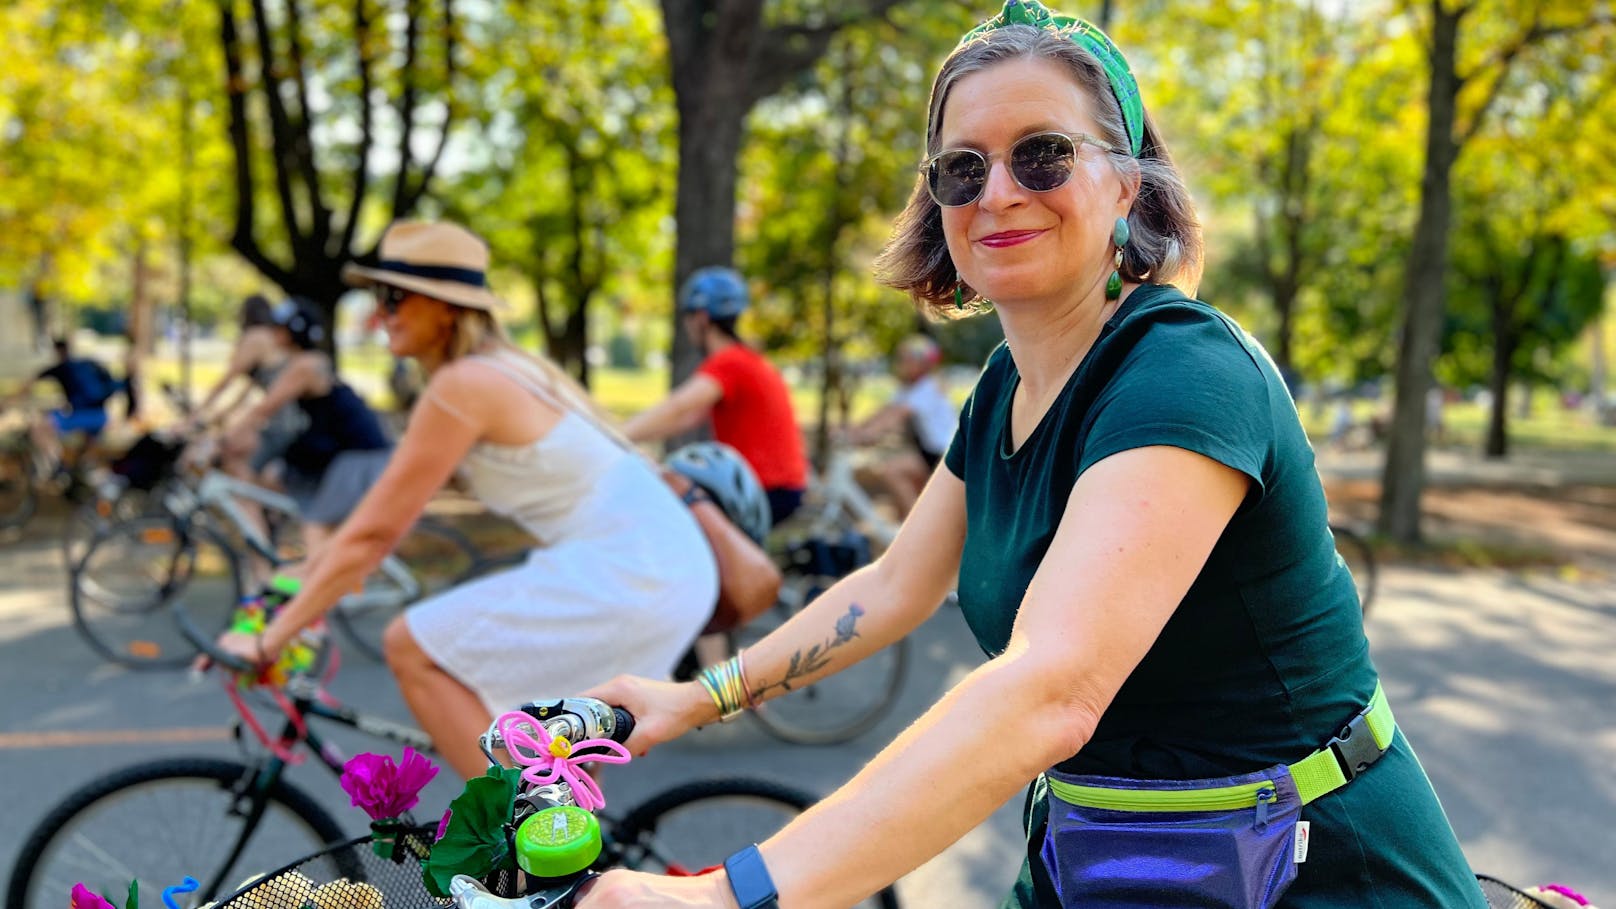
959, 0, 1144, 157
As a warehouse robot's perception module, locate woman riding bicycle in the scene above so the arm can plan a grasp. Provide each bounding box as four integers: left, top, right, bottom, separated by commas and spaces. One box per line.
220, 298, 392, 555
190, 294, 306, 485
580, 3, 1486, 907
210, 220, 717, 780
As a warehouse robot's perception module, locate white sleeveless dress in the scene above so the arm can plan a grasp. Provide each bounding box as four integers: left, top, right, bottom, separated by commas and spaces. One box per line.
405, 353, 718, 715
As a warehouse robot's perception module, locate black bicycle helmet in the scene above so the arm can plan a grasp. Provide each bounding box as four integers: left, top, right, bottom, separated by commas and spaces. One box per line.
272, 297, 327, 350
664, 441, 772, 545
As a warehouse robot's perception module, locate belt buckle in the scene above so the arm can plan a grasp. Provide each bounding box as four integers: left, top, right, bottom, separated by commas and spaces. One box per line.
1327, 712, 1385, 781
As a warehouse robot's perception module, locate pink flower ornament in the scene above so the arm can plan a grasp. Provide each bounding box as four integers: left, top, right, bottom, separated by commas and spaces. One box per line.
70, 884, 116, 909
495, 710, 631, 812
339, 748, 440, 821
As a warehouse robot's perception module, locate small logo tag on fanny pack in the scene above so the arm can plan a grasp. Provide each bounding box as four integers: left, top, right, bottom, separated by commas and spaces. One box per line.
1293, 821, 1311, 863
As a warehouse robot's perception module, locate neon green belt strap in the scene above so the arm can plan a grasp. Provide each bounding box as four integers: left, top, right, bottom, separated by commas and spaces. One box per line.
1289, 682, 1395, 805
1046, 683, 1395, 812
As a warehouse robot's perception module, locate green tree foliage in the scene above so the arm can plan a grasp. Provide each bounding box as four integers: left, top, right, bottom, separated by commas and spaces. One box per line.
1378, 0, 1610, 541
1444, 23, 1616, 455
441, 0, 675, 384
0, 1, 234, 315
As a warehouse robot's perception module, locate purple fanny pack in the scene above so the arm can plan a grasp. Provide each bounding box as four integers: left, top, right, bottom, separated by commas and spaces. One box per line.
1039, 764, 1303, 908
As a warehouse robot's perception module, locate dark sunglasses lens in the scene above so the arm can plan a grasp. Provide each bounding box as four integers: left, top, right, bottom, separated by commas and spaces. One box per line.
929, 150, 988, 207
1010, 133, 1077, 192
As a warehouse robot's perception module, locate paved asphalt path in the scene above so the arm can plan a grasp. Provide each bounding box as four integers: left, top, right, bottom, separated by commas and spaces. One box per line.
2, 516, 1612, 905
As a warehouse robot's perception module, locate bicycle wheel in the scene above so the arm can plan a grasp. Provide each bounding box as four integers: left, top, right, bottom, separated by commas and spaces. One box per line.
330, 517, 481, 662
6, 757, 350, 909
1331, 523, 1378, 616
61, 482, 158, 569
610, 778, 900, 908
736, 567, 908, 746
0, 444, 38, 530
70, 514, 244, 668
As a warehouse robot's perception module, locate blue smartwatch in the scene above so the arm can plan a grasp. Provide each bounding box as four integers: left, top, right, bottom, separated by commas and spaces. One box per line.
723, 844, 779, 909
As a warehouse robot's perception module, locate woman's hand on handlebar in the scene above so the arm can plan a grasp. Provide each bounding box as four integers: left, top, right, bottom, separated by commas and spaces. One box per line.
574, 867, 733, 908
579, 675, 713, 758
192, 629, 276, 674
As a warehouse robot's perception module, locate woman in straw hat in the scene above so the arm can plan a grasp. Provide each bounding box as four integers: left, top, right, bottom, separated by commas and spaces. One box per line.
211, 220, 717, 779
577, 2, 1484, 906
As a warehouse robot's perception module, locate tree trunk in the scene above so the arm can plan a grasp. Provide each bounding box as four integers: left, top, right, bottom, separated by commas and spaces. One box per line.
1485, 326, 1513, 458
1377, 0, 1461, 544
669, 89, 748, 384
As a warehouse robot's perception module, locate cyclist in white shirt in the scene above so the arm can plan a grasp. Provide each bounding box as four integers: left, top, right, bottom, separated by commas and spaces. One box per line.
843, 334, 957, 517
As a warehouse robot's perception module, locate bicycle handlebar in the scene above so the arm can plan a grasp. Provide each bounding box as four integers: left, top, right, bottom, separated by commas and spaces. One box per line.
174, 604, 256, 675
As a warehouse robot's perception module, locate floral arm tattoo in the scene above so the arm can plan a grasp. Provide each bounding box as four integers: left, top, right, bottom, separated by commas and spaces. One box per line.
751, 604, 866, 701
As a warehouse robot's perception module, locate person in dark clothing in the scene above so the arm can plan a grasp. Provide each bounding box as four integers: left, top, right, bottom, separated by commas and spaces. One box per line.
223, 299, 391, 553
4, 336, 123, 469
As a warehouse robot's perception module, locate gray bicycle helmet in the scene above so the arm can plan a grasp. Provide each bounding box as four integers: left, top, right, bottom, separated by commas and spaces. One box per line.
664, 441, 772, 545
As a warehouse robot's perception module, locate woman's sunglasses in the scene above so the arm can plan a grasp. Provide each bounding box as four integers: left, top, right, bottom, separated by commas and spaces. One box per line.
922, 131, 1118, 208
373, 284, 411, 315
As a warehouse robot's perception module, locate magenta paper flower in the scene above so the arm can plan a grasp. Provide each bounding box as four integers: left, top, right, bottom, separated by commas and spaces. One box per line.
70, 884, 116, 909
339, 748, 440, 820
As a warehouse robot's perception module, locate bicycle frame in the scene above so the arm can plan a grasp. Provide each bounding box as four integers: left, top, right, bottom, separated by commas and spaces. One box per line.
169, 470, 425, 606
202, 675, 435, 897
799, 450, 897, 549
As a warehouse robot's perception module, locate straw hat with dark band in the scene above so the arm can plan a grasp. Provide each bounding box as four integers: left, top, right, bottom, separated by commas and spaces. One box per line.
341, 221, 505, 313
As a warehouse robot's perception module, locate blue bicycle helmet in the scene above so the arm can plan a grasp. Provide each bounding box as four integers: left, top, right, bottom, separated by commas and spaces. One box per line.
664, 441, 772, 545
677, 267, 749, 320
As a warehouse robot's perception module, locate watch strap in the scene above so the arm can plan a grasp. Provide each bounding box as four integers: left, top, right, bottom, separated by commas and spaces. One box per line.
723, 844, 779, 909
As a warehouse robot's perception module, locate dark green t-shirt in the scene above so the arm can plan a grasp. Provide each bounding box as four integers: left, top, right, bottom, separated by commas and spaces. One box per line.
946, 285, 1483, 907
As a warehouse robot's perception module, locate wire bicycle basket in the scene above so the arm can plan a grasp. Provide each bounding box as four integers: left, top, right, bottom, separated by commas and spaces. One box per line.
213, 828, 447, 909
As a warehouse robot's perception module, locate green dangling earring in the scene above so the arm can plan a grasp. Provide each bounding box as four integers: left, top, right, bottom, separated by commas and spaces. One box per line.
954, 283, 966, 310
1106, 216, 1131, 301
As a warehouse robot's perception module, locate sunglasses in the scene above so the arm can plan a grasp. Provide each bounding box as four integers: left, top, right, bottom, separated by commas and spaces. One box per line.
922, 131, 1118, 208
373, 284, 411, 315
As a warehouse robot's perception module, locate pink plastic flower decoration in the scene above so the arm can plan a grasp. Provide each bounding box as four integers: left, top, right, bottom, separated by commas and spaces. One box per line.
339, 748, 440, 820
495, 710, 631, 812
70, 884, 116, 909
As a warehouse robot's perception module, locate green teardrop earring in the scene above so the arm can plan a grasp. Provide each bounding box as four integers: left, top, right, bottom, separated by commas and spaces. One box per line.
955, 283, 965, 310
1106, 216, 1131, 301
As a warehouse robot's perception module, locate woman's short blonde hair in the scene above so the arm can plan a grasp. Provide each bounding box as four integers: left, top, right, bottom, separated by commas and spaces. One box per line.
873, 25, 1203, 318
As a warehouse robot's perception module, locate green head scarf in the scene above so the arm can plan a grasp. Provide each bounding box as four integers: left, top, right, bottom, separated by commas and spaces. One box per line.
959, 0, 1144, 157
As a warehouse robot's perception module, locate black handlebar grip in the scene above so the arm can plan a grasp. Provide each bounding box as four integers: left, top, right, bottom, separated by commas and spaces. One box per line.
611, 707, 636, 743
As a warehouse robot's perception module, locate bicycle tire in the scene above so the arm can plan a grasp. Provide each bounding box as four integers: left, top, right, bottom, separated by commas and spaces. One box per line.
329, 517, 482, 662
609, 778, 900, 908
0, 445, 38, 530
736, 569, 909, 746
1330, 523, 1378, 616
6, 757, 351, 909
61, 482, 157, 569
70, 514, 245, 669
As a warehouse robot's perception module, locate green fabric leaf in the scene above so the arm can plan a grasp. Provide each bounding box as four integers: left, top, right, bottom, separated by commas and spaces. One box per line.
422, 766, 523, 898
126, 880, 138, 909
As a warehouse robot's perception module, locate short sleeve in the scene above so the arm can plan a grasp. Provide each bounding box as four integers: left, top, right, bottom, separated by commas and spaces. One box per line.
1079, 312, 1274, 497
695, 348, 742, 400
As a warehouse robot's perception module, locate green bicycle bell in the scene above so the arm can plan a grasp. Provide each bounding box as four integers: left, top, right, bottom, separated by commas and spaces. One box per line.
515, 805, 602, 879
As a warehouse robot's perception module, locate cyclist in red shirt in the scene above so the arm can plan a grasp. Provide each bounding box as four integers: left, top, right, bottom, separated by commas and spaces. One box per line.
625, 266, 807, 525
